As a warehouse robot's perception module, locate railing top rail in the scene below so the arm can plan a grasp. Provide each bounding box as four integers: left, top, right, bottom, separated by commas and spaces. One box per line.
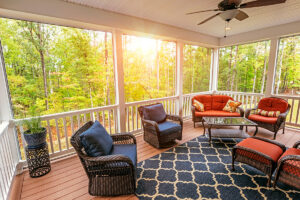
125, 96, 178, 106
0, 121, 9, 136
14, 104, 119, 123
272, 94, 300, 100
217, 91, 264, 96
182, 91, 212, 97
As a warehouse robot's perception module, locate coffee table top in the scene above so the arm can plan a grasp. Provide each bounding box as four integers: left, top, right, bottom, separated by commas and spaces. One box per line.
203, 117, 257, 126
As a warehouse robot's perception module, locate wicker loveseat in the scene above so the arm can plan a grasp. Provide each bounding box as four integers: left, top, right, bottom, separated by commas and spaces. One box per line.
245, 97, 291, 140
191, 95, 244, 131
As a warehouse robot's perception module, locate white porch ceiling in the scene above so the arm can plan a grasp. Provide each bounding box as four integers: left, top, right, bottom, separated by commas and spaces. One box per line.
64, 0, 300, 38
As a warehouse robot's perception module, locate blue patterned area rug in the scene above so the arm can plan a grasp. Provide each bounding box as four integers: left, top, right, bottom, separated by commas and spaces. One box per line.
136, 136, 300, 200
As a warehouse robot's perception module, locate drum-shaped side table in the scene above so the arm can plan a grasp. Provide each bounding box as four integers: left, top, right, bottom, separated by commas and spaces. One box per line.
25, 142, 51, 178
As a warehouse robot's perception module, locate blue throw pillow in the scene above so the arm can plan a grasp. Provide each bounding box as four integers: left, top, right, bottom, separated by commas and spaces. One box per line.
79, 121, 113, 157
143, 103, 167, 123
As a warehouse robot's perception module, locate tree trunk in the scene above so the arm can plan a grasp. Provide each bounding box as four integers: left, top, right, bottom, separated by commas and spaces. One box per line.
39, 50, 48, 110
227, 46, 233, 90
276, 41, 285, 94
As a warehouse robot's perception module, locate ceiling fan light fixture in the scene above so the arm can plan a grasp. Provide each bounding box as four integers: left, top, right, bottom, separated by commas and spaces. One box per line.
219, 9, 239, 21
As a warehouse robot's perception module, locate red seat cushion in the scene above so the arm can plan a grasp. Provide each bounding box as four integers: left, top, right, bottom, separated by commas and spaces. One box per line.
236, 138, 284, 164
192, 95, 212, 111
258, 98, 288, 113
248, 114, 277, 124
212, 95, 234, 110
279, 148, 300, 177
195, 110, 241, 117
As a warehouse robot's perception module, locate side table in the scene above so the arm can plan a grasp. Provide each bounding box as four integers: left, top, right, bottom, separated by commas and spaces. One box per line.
25, 142, 51, 178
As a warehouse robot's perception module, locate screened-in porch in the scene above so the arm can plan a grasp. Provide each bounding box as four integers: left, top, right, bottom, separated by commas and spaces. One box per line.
0, 0, 300, 199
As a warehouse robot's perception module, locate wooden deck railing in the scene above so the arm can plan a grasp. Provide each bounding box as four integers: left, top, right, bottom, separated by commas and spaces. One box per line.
0, 121, 20, 200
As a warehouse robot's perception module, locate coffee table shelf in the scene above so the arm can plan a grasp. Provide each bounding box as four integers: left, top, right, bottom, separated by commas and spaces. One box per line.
202, 117, 257, 142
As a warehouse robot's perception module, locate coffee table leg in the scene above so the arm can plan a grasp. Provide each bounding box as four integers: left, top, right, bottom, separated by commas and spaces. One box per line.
208, 125, 212, 142
254, 126, 258, 136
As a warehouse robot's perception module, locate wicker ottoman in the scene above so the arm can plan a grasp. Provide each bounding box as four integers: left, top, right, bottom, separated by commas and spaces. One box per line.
232, 137, 285, 186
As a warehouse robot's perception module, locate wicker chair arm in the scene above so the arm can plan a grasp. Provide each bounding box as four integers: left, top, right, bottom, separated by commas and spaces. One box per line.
251, 136, 286, 151
237, 107, 245, 117
111, 133, 136, 144
141, 119, 160, 133
293, 141, 300, 148
245, 106, 257, 118
276, 105, 290, 125
166, 114, 183, 126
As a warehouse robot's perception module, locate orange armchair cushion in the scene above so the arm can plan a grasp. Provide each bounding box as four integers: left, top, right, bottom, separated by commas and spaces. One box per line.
279, 148, 300, 177
258, 98, 288, 113
248, 114, 277, 124
195, 110, 241, 117
236, 138, 284, 164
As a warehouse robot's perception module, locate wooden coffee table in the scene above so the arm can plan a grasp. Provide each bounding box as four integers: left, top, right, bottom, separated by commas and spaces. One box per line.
202, 117, 258, 142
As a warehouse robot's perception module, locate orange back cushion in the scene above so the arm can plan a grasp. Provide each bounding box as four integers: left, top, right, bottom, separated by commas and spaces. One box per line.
212, 95, 234, 110
192, 95, 212, 111
258, 98, 288, 113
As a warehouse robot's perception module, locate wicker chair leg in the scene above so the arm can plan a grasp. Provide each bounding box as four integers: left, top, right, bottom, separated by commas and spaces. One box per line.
283, 124, 285, 134
246, 126, 248, 132
202, 120, 205, 135
267, 172, 272, 187
194, 122, 195, 128
273, 130, 278, 140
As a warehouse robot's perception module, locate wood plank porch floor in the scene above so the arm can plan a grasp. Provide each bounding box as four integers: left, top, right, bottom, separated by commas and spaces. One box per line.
11, 119, 300, 200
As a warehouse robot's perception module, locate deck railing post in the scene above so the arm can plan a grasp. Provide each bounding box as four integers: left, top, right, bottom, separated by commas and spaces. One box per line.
265, 37, 279, 97
112, 30, 126, 132
176, 41, 184, 117
211, 48, 219, 92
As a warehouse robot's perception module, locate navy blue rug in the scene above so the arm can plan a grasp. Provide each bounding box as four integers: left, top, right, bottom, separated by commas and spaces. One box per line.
136, 136, 300, 200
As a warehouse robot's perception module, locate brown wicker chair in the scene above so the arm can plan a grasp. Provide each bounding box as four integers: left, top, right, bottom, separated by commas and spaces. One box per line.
70, 121, 137, 196
232, 136, 286, 187
273, 141, 300, 189
138, 103, 183, 148
245, 97, 291, 140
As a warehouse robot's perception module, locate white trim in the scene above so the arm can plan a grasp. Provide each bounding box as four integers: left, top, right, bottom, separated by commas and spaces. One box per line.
211, 48, 219, 92
176, 41, 184, 116
265, 38, 279, 97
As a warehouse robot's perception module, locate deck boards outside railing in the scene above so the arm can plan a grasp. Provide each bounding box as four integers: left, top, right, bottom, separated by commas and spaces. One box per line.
0, 121, 20, 200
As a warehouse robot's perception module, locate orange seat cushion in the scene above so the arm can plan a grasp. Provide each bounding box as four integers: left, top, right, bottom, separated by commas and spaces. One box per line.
248, 114, 277, 124
236, 138, 284, 164
279, 148, 300, 177
258, 98, 288, 113
212, 95, 234, 110
192, 95, 212, 111
195, 110, 241, 117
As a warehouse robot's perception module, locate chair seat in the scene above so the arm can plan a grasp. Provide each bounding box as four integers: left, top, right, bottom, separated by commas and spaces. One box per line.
110, 144, 137, 167
279, 148, 300, 177
195, 110, 240, 117
158, 121, 181, 135
236, 138, 284, 164
248, 114, 278, 124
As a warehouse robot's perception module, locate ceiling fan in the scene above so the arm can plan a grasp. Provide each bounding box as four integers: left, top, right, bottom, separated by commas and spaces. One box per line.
186, 0, 287, 25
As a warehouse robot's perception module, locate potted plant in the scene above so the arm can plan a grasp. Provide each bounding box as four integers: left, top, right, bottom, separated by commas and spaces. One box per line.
23, 116, 47, 147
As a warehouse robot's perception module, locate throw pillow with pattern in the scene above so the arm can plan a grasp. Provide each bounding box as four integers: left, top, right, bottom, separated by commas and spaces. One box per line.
193, 100, 204, 112
256, 109, 280, 117
223, 99, 242, 113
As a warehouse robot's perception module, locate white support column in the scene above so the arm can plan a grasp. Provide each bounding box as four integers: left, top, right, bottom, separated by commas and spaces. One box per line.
0, 40, 13, 121
210, 48, 219, 93
265, 37, 279, 97
112, 30, 126, 132
176, 41, 184, 117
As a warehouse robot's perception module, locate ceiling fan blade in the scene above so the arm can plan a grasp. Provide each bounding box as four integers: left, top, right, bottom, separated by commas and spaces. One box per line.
235, 10, 249, 21
198, 13, 221, 25
240, 0, 286, 8
186, 9, 219, 15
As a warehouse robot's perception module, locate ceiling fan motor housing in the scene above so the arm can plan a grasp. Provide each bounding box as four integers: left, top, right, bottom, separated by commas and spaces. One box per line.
218, 1, 237, 11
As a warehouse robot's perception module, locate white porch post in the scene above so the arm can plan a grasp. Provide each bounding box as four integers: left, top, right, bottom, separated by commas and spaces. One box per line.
0, 41, 13, 122
210, 48, 219, 93
112, 30, 126, 132
265, 37, 279, 97
176, 41, 184, 117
